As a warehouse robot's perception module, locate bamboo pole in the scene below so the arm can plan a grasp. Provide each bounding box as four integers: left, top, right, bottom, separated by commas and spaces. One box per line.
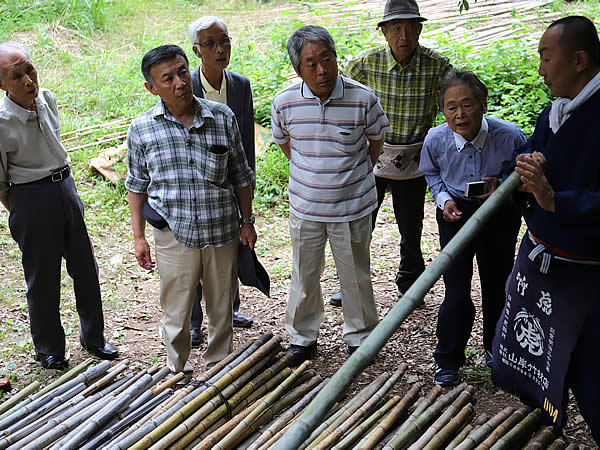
384, 382, 469, 449
214, 360, 312, 449
110, 333, 278, 450
61, 117, 132, 138
249, 378, 329, 450
147, 349, 285, 449
225, 374, 323, 448
272, 171, 523, 448
547, 437, 568, 450
314, 365, 408, 450
128, 336, 282, 450
332, 395, 400, 450
0, 382, 40, 417
79, 389, 173, 450
475, 407, 528, 449
359, 384, 433, 450
118, 367, 174, 418
524, 425, 556, 449
408, 385, 475, 449
304, 372, 392, 449
2, 374, 132, 450
79, 359, 129, 397
489, 408, 542, 450
57, 373, 154, 450
447, 413, 490, 449
423, 403, 475, 450
564, 444, 579, 450
257, 417, 296, 450
455, 407, 515, 450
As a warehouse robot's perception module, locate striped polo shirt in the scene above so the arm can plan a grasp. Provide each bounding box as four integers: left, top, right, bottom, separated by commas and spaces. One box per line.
271, 75, 391, 222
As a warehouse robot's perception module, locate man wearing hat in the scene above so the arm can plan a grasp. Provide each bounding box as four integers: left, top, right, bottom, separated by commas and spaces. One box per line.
340, 0, 451, 306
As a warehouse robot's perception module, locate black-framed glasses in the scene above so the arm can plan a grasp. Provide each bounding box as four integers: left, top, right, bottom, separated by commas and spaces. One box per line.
195, 38, 231, 50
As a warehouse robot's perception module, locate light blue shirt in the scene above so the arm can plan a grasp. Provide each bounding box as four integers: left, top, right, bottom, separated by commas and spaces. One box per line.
419, 117, 526, 209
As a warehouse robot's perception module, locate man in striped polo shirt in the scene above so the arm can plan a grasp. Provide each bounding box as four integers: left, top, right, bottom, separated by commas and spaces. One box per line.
271, 25, 391, 362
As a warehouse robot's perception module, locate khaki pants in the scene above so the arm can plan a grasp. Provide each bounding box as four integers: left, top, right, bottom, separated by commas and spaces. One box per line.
154, 228, 237, 371
286, 213, 379, 347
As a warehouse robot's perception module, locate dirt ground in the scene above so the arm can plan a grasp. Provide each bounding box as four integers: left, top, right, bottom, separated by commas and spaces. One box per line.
2, 193, 594, 447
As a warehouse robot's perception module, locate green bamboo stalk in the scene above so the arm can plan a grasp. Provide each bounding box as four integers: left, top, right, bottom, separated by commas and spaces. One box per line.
79, 359, 129, 397
489, 408, 542, 450
446, 413, 490, 449
257, 416, 296, 450
214, 360, 312, 449
314, 365, 408, 450
390, 386, 442, 437
305, 372, 392, 449
423, 403, 475, 450
359, 384, 431, 450
408, 385, 475, 449
384, 382, 468, 449
273, 171, 524, 449
108, 333, 278, 450
118, 369, 180, 422
192, 392, 274, 449
455, 407, 515, 450
147, 348, 284, 449
474, 407, 527, 450
300, 397, 359, 450
524, 425, 556, 449
227, 374, 324, 448
547, 437, 568, 450
250, 378, 329, 450
3, 374, 132, 450
332, 394, 400, 450
57, 373, 154, 450
0, 361, 108, 432
128, 336, 283, 450
0, 382, 40, 418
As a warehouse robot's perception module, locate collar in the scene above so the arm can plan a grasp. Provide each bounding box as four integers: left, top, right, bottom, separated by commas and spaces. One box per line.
153, 96, 215, 128
300, 75, 344, 103
1, 91, 47, 124
199, 67, 226, 95
385, 44, 422, 73
453, 117, 488, 152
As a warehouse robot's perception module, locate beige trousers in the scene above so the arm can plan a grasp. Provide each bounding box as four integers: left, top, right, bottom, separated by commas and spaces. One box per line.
286, 213, 379, 347
153, 228, 237, 371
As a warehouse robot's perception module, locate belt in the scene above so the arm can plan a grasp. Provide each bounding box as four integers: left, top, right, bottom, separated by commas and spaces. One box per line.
529, 232, 591, 260
41, 166, 71, 183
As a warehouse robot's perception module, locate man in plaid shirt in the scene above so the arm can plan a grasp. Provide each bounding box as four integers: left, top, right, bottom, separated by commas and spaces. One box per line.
126, 45, 256, 373
339, 0, 451, 305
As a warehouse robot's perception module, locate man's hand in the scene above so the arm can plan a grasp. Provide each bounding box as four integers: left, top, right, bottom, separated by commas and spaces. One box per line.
134, 236, 155, 271
240, 223, 257, 250
0, 194, 9, 212
443, 199, 463, 222
473, 176, 500, 201
516, 152, 555, 212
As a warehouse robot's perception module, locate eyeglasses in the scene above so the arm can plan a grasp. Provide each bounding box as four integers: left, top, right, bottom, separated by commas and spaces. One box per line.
195, 38, 231, 50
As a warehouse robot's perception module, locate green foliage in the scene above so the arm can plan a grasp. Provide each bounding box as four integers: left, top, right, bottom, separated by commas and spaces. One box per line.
254, 144, 290, 213
0, 0, 107, 39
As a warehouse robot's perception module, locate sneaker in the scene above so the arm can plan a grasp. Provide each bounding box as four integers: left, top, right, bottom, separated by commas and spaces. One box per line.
329, 291, 342, 307
485, 350, 493, 368
434, 364, 459, 386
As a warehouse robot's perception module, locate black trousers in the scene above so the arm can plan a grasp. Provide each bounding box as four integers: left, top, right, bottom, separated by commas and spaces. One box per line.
8, 176, 105, 357
372, 175, 427, 292
434, 196, 521, 370
191, 284, 240, 330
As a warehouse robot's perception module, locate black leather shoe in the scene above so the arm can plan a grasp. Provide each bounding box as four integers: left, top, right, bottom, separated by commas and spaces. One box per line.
81, 339, 118, 360
233, 311, 253, 328
285, 343, 317, 364
329, 291, 342, 307
36, 353, 68, 370
191, 328, 203, 347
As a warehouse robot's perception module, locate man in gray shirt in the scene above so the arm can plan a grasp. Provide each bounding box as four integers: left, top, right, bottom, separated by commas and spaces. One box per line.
0, 42, 117, 369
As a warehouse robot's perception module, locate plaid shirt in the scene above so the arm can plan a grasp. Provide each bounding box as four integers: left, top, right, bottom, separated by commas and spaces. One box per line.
344, 44, 451, 145
126, 97, 254, 249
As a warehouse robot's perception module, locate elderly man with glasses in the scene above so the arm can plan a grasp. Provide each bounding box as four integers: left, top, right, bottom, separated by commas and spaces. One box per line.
186, 16, 256, 345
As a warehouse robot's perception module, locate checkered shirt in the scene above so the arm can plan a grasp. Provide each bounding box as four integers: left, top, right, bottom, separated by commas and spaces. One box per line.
126, 97, 254, 249
344, 44, 451, 145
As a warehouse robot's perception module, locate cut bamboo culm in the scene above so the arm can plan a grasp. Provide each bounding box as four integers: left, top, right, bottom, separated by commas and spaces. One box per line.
524, 425, 556, 449
474, 407, 528, 449
423, 403, 475, 450
446, 413, 490, 449
489, 408, 542, 449
455, 407, 515, 450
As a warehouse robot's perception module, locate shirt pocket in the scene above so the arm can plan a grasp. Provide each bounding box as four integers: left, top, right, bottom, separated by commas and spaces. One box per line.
199, 150, 229, 185
334, 126, 364, 154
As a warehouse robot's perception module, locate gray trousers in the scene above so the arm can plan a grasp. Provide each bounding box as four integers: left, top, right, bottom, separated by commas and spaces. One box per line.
8, 176, 105, 357
286, 213, 379, 347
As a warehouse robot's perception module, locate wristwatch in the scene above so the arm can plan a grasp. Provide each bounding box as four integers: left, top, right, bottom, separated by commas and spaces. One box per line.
240, 215, 255, 224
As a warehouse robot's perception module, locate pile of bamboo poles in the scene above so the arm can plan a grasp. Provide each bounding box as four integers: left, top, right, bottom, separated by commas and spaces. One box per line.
0, 333, 582, 449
